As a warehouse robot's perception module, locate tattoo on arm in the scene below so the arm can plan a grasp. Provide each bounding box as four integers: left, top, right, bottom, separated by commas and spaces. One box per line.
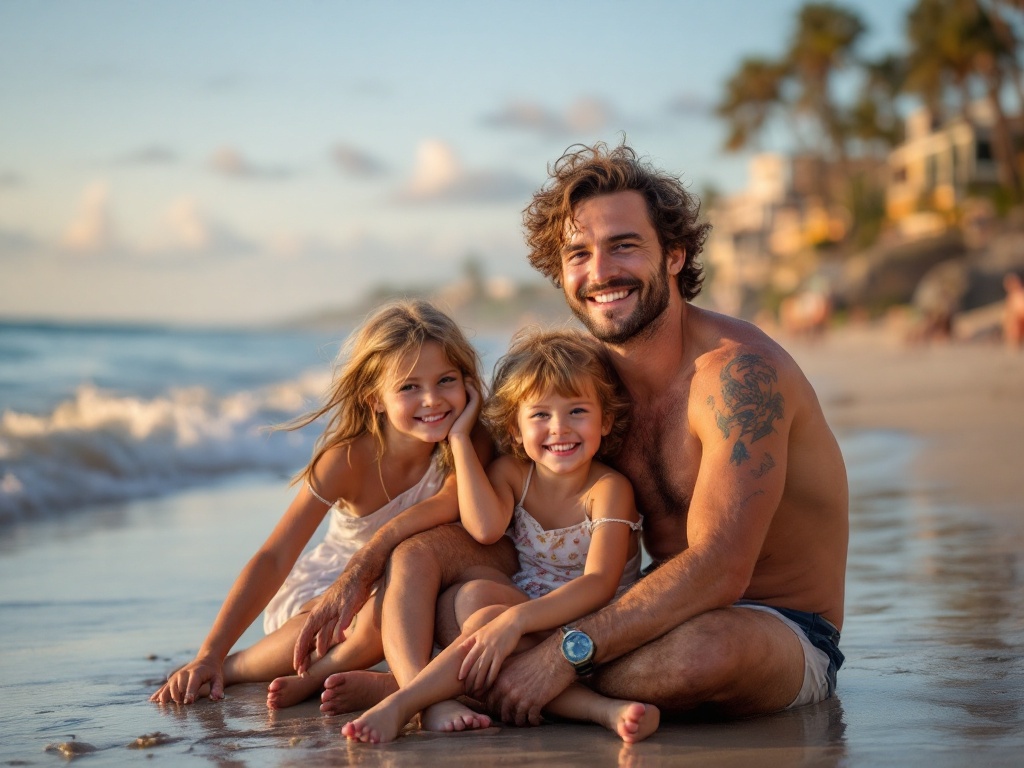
715, 353, 784, 466
752, 453, 776, 478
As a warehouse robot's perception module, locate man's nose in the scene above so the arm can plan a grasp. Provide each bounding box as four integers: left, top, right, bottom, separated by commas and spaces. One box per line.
589, 248, 620, 285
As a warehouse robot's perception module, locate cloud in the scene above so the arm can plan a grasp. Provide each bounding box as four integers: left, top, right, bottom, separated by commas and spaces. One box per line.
332, 144, 388, 177
115, 145, 178, 166
208, 146, 294, 181
483, 96, 617, 136
395, 139, 531, 204
156, 197, 255, 256
0, 228, 36, 254
667, 92, 713, 118
61, 182, 116, 253
0, 171, 26, 188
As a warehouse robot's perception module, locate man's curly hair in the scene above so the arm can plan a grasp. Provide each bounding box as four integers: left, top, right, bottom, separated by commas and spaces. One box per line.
523, 142, 711, 300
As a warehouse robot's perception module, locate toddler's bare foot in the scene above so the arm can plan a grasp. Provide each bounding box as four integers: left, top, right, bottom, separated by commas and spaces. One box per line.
341, 701, 408, 744
320, 671, 398, 716
420, 699, 491, 733
607, 701, 659, 743
266, 674, 321, 710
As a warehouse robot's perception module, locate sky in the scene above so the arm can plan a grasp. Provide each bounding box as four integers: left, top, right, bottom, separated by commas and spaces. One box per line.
0, 0, 915, 326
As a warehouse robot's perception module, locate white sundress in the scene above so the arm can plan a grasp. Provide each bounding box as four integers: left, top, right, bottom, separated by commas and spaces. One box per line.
509, 463, 643, 600
262, 458, 445, 633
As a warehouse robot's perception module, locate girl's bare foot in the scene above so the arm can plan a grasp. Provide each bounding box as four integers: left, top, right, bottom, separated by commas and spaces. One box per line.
420, 699, 491, 733
341, 701, 408, 744
266, 674, 321, 710
320, 671, 398, 716
605, 701, 659, 743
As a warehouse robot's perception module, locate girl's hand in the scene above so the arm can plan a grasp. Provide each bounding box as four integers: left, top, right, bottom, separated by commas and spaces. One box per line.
457, 611, 522, 696
449, 377, 481, 440
150, 654, 224, 705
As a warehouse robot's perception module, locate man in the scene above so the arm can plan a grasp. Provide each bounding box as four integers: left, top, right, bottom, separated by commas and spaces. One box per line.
295, 142, 847, 728
484, 142, 848, 725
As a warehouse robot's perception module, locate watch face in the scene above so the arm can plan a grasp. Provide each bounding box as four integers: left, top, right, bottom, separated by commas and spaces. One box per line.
562, 630, 594, 664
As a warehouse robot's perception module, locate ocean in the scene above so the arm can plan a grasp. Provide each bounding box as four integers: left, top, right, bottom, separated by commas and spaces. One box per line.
0, 320, 512, 528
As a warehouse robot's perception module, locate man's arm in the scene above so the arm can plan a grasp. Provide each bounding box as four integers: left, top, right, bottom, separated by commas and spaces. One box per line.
487, 347, 795, 724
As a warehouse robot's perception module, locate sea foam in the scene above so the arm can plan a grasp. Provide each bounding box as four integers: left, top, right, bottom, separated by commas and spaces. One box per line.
0, 371, 330, 525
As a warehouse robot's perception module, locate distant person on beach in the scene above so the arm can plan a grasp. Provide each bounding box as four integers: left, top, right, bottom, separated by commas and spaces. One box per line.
341, 329, 657, 743
151, 300, 513, 717
1003, 272, 1024, 350
296, 143, 848, 727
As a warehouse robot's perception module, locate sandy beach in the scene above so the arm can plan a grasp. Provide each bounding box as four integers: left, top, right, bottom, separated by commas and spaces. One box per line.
2, 322, 1023, 767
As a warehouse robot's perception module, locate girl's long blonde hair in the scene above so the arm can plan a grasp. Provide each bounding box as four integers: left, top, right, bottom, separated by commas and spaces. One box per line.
289, 300, 481, 484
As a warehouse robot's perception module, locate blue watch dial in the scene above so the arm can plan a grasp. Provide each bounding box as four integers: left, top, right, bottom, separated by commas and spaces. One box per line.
563, 630, 594, 663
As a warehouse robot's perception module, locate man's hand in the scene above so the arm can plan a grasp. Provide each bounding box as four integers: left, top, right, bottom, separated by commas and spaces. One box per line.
292, 554, 380, 675
484, 634, 575, 726
150, 655, 224, 705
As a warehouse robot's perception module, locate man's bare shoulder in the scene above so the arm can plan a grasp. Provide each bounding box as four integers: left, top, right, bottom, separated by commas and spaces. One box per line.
688, 309, 798, 392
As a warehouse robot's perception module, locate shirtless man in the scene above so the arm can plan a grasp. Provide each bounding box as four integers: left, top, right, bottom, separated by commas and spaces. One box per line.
294, 143, 847, 730
481, 142, 848, 725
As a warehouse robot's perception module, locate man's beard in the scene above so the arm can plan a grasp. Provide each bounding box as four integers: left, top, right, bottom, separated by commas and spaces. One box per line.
567, 268, 671, 345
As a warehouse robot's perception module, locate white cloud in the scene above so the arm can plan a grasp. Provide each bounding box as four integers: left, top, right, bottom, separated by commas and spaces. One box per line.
61, 181, 116, 253
208, 146, 294, 181
153, 197, 256, 257
484, 96, 618, 136
395, 139, 531, 204
332, 144, 388, 177
116, 145, 178, 166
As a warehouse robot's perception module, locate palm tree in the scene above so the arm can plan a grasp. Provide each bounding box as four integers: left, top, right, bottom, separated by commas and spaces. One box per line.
716, 57, 787, 152
904, 0, 1022, 200
785, 2, 866, 166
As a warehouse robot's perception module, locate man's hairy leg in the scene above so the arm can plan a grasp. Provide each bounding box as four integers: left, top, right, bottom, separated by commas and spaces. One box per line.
592, 607, 806, 718
380, 525, 517, 731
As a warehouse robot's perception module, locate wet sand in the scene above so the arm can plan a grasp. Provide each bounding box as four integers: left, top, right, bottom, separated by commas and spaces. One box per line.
1, 323, 1023, 766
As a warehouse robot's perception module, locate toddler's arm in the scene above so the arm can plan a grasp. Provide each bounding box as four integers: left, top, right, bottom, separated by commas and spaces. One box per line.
459, 471, 639, 692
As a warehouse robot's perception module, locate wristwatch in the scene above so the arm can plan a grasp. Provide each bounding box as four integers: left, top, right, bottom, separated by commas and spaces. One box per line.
560, 626, 596, 677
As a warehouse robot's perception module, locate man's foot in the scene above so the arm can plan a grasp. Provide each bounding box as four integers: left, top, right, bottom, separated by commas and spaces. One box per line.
604, 701, 660, 744
320, 671, 398, 716
266, 674, 321, 710
420, 699, 491, 733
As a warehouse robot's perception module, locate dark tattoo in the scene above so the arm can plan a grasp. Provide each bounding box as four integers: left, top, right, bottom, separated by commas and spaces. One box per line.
715, 354, 784, 465
752, 452, 776, 478
706, 395, 715, 409
730, 442, 750, 466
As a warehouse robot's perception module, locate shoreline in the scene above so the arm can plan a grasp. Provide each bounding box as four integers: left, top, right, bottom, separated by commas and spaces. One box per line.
1, 323, 1022, 765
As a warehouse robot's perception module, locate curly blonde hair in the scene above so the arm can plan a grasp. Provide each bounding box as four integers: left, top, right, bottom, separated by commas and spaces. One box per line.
288, 299, 481, 483
524, 142, 711, 300
482, 327, 629, 461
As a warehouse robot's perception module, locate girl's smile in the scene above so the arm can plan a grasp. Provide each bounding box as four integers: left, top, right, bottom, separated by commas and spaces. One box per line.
377, 340, 467, 444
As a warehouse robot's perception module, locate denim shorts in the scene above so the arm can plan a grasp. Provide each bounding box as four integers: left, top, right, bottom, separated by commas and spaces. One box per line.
735, 600, 844, 707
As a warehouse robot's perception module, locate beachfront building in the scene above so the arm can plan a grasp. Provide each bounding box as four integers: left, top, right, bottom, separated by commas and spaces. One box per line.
885, 103, 1003, 238
705, 153, 848, 319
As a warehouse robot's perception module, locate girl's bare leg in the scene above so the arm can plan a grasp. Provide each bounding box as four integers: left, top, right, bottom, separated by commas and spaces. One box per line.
378, 527, 517, 732
544, 685, 660, 744
267, 599, 383, 709
342, 629, 488, 743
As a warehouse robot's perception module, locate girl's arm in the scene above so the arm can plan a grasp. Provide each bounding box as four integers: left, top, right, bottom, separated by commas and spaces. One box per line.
447, 380, 516, 544
293, 419, 495, 673
459, 473, 639, 692
151, 446, 354, 704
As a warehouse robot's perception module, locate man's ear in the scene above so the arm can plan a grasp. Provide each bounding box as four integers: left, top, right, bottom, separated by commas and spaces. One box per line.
667, 247, 686, 276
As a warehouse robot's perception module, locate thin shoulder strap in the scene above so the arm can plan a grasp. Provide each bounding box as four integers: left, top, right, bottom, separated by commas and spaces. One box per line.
517, 463, 535, 507
305, 479, 336, 508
